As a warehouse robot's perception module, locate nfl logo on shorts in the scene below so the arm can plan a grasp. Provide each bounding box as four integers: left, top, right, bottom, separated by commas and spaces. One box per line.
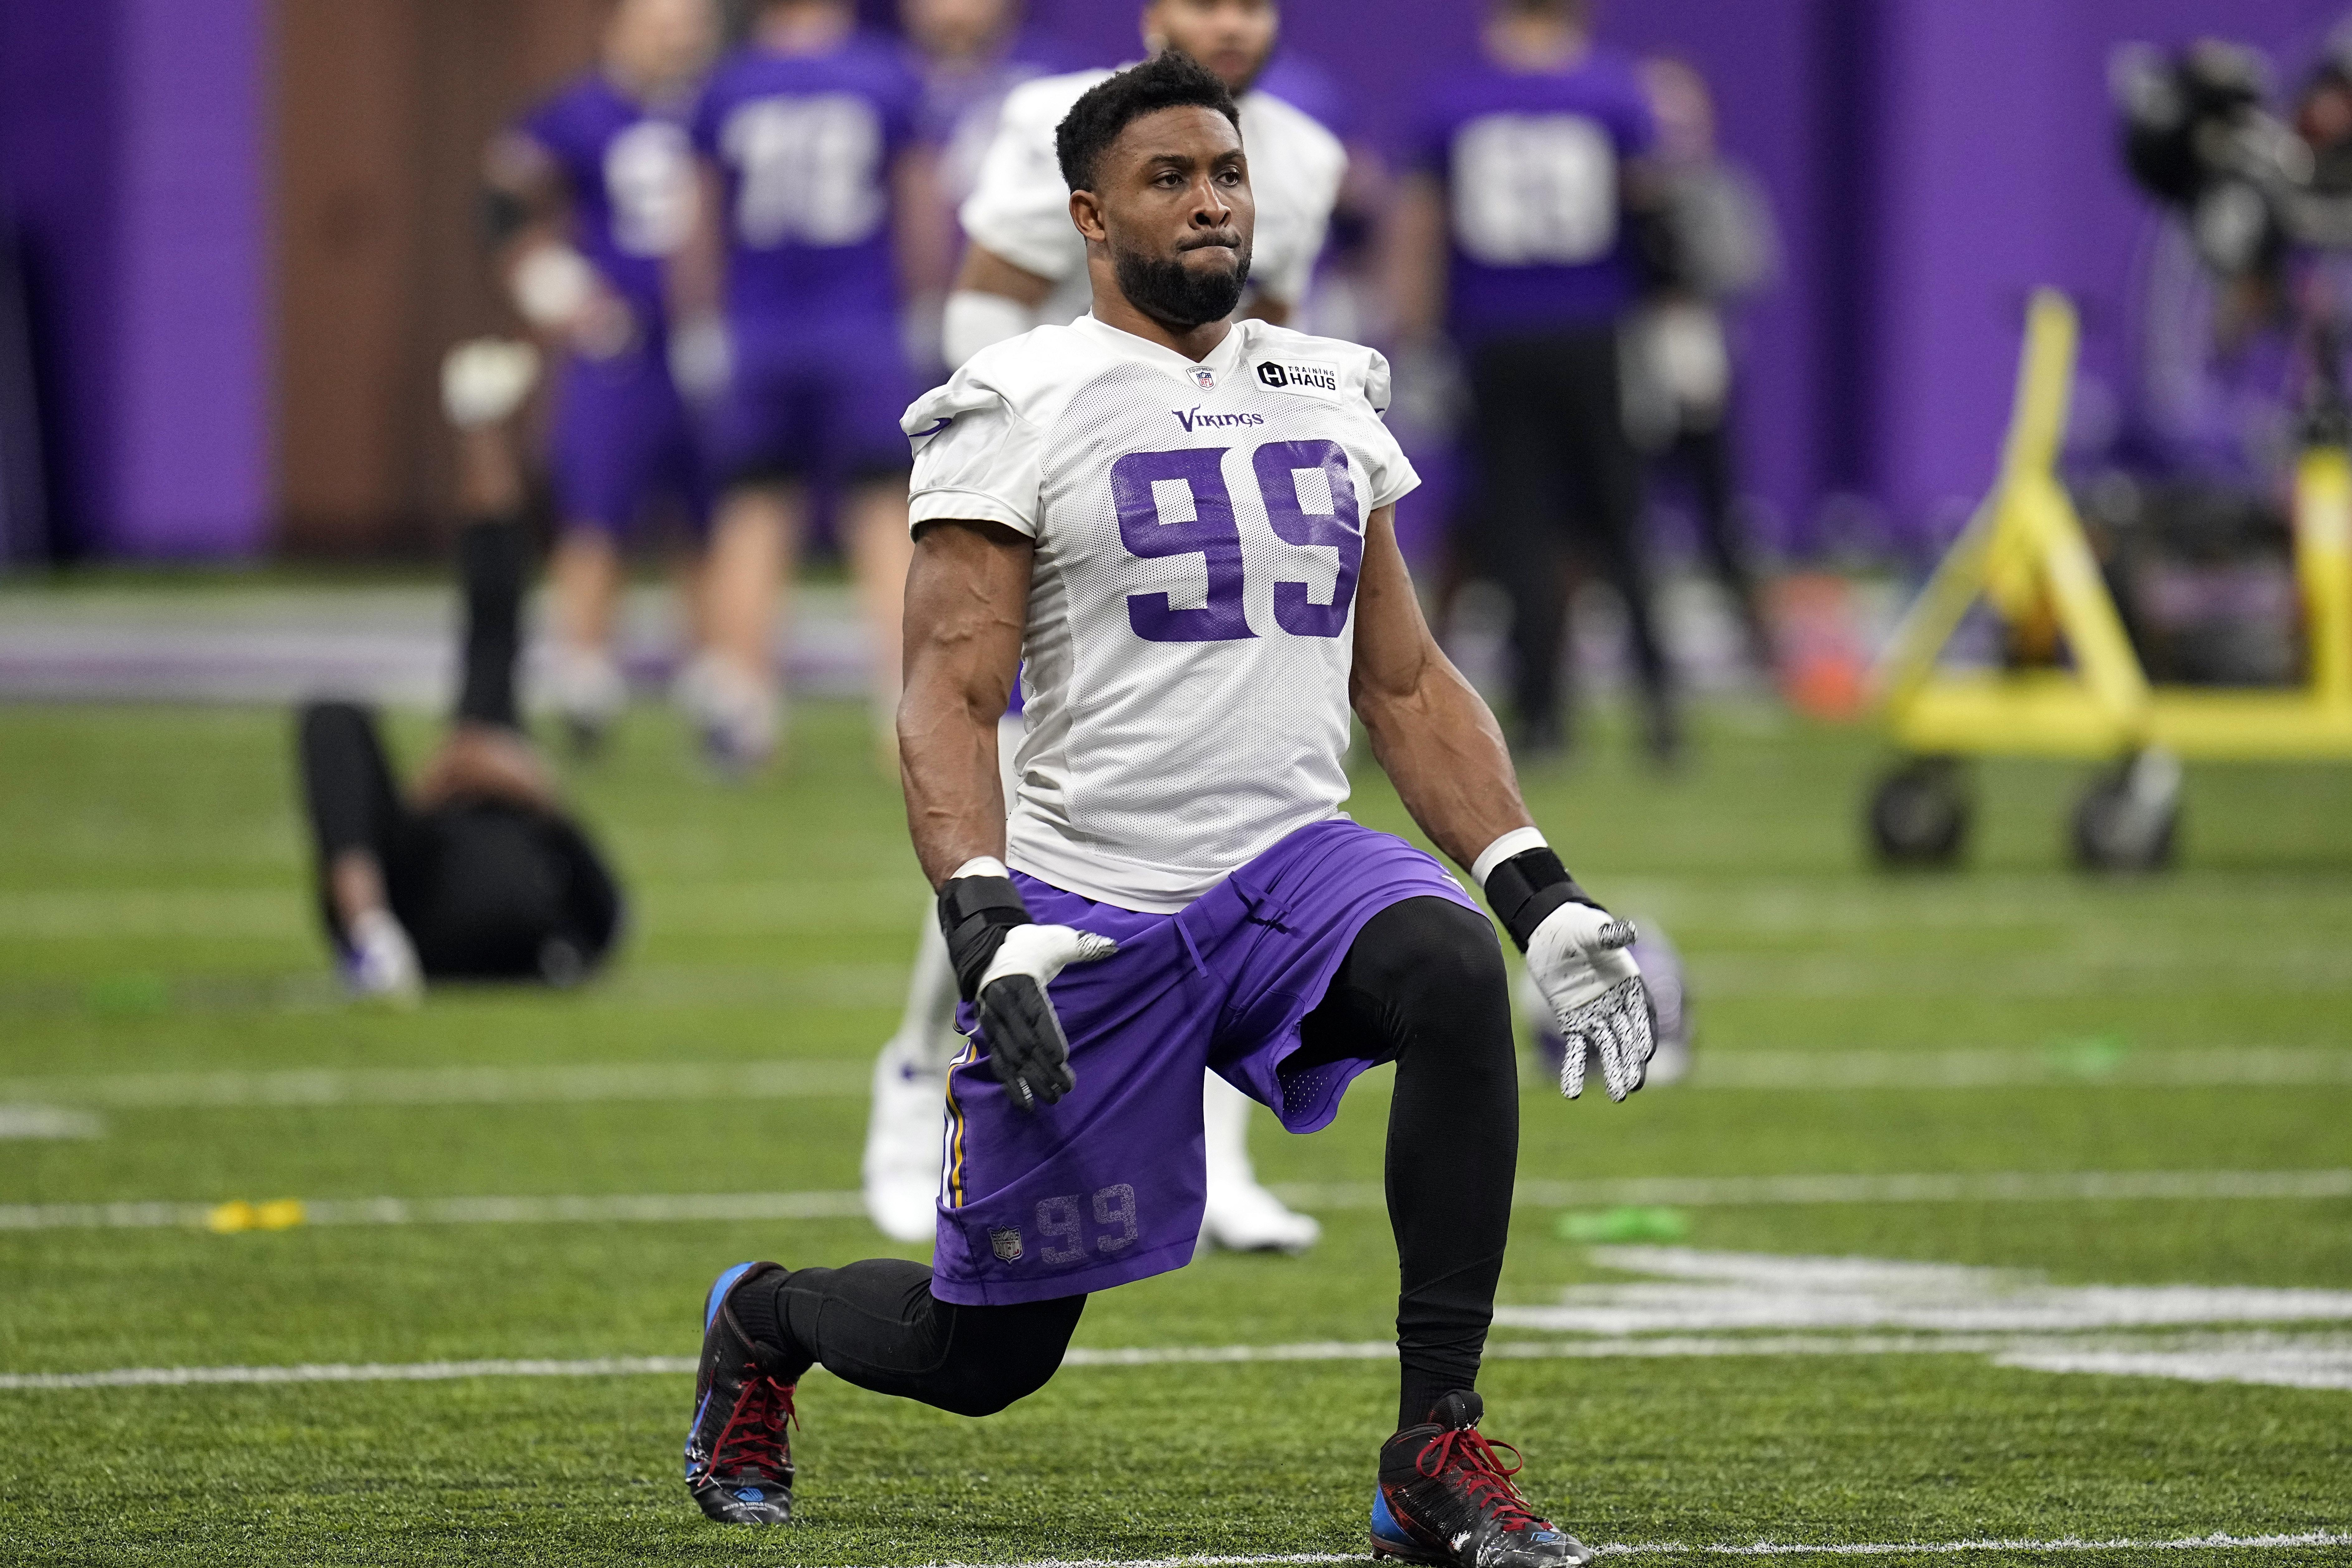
1190, 367, 1217, 391
990, 1227, 1024, 1262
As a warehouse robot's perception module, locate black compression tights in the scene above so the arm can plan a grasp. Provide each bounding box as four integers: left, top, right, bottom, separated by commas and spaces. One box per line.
738, 1260, 1084, 1419
1296, 897, 1520, 1429
735, 896, 1516, 1431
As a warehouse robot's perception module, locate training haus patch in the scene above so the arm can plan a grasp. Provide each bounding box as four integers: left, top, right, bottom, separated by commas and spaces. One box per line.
1255, 359, 1340, 396
990, 1227, 1024, 1263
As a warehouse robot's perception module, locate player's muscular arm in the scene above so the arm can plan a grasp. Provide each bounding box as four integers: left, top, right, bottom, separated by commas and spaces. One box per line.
901, 518, 1113, 1111
1349, 505, 1534, 869
1356, 507, 1659, 1103
898, 520, 1032, 888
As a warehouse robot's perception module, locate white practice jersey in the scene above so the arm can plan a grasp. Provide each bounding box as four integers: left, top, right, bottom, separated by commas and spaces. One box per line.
959, 70, 1347, 312
904, 314, 1419, 912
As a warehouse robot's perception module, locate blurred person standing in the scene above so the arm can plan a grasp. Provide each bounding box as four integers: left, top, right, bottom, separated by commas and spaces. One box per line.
899, 0, 1081, 381
862, 0, 1346, 1257
484, 0, 723, 754
1391, 0, 1677, 762
938, 0, 1346, 369
671, 0, 947, 770
1624, 54, 1779, 683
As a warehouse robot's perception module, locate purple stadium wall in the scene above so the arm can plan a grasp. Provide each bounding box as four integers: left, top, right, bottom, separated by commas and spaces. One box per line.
7, 0, 2352, 558
0, 0, 269, 559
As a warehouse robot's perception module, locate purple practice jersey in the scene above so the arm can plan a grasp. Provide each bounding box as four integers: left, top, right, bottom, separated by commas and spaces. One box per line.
520, 74, 699, 328
691, 33, 920, 330
1414, 46, 1656, 341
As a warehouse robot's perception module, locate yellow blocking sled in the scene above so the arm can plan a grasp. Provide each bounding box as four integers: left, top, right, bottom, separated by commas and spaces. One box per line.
1865, 289, 2352, 870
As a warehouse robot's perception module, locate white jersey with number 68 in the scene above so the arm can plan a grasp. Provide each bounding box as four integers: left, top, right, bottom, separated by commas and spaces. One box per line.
903, 315, 1420, 914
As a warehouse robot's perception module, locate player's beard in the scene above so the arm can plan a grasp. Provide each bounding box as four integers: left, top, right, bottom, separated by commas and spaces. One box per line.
1112, 236, 1252, 332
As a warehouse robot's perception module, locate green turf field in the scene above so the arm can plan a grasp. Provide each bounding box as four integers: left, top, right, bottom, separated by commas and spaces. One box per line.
1, 698, 2348, 1566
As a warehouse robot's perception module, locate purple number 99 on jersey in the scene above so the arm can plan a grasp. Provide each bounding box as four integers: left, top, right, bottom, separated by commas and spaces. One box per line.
1111, 448, 1255, 643
1112, 441, 1364, 644
1256, 439, 1363, 639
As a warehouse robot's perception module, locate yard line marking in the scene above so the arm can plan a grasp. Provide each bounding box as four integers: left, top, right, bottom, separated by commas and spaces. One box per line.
6, 1170, 2349, 1234
1286, 1168, 2352, 1211
0, 1105, 102, 1140
914, 1536, 2352, 1565
1995, 1345, 2352, 1391
10, 1048, 2345, 1114
0, 1058, 874, 1110
1591, 1535, 2352, 1558
0, 1356, 698, 1390
9, 1331, 2351, 1393
1683, 1048, 2352, 1090
1498, 1248, 2352, 1335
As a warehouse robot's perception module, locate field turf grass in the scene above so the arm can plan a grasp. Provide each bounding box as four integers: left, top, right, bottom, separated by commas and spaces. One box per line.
1, 697, 2348, 1566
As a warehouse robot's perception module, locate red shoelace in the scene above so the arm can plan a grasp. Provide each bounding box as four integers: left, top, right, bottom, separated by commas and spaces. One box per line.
698, 1368, 798, 1486
1414, 1425, 1542, 1532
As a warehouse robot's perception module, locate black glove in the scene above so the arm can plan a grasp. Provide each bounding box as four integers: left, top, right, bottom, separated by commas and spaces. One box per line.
937, 869, 1116, 1112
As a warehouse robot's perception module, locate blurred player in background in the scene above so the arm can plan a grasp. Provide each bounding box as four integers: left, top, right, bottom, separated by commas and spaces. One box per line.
862, 0, 1346, 1255
1624, 55, 1778, 684
671, 0, 948, 770
1392, 0, 1677, 763
297, 349, 624, 1003
898, 0, 1081, 381
942, 0, 1344, 363
484, 0, 722, 754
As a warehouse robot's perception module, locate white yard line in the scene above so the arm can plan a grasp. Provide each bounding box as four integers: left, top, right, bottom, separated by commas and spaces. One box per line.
0, 1356, 698, 1390
9, 1331, 2351, 1392
6, 1048, 2345, 1115
1587, 1538, 2352, 1559
6, 1170, 2348, 1234
1291, 1168, 2352, 1211
0, 1105, 102, 1139
913, 1540, 2352, 1566
0, 1058, 874, 1110
1682, 1048, 2352, 1090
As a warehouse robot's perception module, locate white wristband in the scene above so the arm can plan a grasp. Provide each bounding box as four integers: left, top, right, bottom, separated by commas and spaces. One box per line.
1471, 827, 1550, 888
942, 289, 1036, 368
951, 855, 1010, 881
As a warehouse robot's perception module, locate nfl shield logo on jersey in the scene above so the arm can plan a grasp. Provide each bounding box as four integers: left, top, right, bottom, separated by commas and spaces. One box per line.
990, 1227, 1024, 1262
1191, 367, 1217, 391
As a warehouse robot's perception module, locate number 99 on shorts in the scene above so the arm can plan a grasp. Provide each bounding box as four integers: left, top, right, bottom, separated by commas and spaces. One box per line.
990, 1184, 1141, 1265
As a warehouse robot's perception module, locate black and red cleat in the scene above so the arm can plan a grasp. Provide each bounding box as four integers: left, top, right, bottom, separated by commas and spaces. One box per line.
683, 1261, 799, 1524
1370, 1390, 1591, 1567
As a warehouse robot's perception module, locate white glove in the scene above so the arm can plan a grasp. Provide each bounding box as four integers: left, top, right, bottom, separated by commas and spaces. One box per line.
440, 338, 541, 429
1525, 902, 1653, 1101
978, 922, 1118, 994
345, 907, 423, 1007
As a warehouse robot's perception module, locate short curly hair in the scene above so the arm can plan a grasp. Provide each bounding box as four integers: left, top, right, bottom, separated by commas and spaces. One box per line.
1054, 51, 1242, 193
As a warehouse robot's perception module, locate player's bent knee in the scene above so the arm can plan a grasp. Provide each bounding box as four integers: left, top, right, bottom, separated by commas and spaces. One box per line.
1367, 897, 1509, 1012
932, 1296, 1082, 1417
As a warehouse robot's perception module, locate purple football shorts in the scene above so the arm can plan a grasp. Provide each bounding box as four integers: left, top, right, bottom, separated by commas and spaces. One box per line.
709, 322, 915, 489
932, 817, 1479, 1306
551, 344, 709, 536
